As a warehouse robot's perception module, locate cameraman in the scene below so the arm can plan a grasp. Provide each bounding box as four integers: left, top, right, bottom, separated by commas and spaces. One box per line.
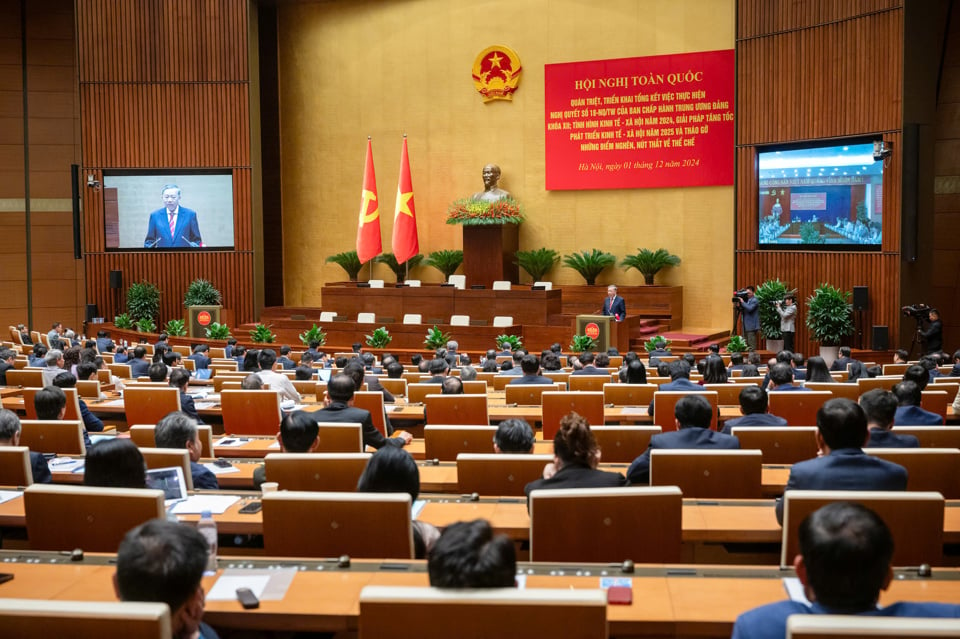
736, 286, 760, 351
774, 295, 797, 353
919, 309, 943, 354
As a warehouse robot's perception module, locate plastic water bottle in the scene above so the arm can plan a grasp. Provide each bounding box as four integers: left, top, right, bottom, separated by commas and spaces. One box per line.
197, 510, 218, 573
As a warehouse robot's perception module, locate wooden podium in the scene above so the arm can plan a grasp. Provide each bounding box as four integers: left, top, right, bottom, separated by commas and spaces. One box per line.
575, 315, 612, 353
462, 223, 519, 288
188, 305, 221, 338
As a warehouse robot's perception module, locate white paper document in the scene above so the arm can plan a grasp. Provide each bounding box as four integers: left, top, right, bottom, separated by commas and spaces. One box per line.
783, 577, 812, 605
170, 494, 239, 515
48, 458, 85, 473
0, 490, 22, 505
203, 463, 240, 475
207, 575, 272, 601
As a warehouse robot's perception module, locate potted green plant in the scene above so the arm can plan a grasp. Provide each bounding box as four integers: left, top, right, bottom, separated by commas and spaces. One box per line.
135, 317, 156, 333
127, 281, 160, 323
205, 322, 232, 340
620, 248, 681, 285
183, 278, 222, 307
373, 252, 424, 282
424, 325, 452, 350
495, 334, 523, 351
643, 335, 672, 353
114, 313, 134, 329
562, 249, 616, 286
298, 324, 326, 347
250, 323, 276, 344
515, 248, 559, 283
164, 318, 187, 337
569, 334, 597, 353
325, 250, 364, 282
424, 250, 464, 280
724, 335, 749, 354
805, 283, 854, 367
755, 278, 798, 353
365, 326, 392, 348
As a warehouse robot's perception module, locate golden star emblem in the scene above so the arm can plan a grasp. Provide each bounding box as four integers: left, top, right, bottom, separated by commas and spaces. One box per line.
396, 190, 414, 218
489, 52, 503, 68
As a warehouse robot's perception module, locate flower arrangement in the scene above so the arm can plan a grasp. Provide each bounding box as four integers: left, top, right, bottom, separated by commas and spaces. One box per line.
446, 198, 524, 226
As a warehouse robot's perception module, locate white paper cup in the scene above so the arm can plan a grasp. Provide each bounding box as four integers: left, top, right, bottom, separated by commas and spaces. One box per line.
261, 482, 279, 494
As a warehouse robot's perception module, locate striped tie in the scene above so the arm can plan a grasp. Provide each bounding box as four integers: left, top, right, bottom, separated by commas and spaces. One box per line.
168, 212, 176, 239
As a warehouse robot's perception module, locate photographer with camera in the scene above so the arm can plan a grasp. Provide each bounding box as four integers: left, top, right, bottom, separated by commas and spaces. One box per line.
774, 295, 797, 353
734, 286, 760, 351
919, 309, 943, 355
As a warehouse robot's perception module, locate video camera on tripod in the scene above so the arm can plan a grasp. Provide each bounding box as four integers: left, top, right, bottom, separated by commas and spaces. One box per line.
732, 288, 750, 304
902, 304, 933, 321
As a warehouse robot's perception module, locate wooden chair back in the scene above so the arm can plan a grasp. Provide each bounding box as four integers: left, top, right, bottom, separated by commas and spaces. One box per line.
703, 383, 760, 406
591, 426, 661, 463
802, 382, 860, 402
96, 368, 112, 384
541, 391, 605, 439
138, 447, 193, 490
491, 374, 518, 391
882, 363, 911, 376
786, 615, 960, 639
359, 586, 607, 639
5, 369, 43, 387
893, 426, 960, 448
920, 390, 949, 421
0, 599, 172, 639
424, 426, 498, 461
379, 378, 407, 397
768, 390, 833, 426
424, 394, 488, 425
290, 379, 317, 396
123, 386, 181, 426
857, 377, 900, 394
75, 379, 101, 399
865, 448, 960, 498
456, 453, 553, 496
780, 490, 945, 567
220, 389, 282, 435
0, 446, 33, 486
407, 383, 441, 404
19, 419, 85, 455
603, 383, 657, 406
353, 391, 388, 436
505, 383, 562, 406
461, 380, 487, 395
730, 426, 819, 464
568, 375, 609, 392
314, 422, 363, 453
529, 486, 682, 563
129, 424, 213, 457
649, 449, 763, 498
24, 484, 164, 552
264, 452, 371, 491
262, 491, 413, 558
401, 371, 428, 384
107, 363, 132, 379
652, 391, 719, 433
543, 371, 571, 388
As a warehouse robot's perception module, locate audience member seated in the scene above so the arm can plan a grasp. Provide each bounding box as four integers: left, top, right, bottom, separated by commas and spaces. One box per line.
427, 519, 516, 588
240, 373, 263, 390
425, 358, 449, 383
53, 371, 104, 435
441, 377, 464, 395
0, 408, 51, 483
727, 351, 746, 374
115, 519, 221, 639
893, 349, 910, 364
294, 365, 314, 380
241, 348, 259, 372
902, 364, 929, 390
95, 329, 114, 353
277, 345, 296, 370
920, 356, 941, 383
41, 349, 65, 386
700, 355, 728, 384
316, 374, 411, 449
169, 368, 203, 424
497, 342, 513, 358
357, 446, 439, 558
621, 359, 647, 384
28, 344, 47, 367
647, 359, 701, 414
187, 344, 211, 370
950, 349, 960, 377
83, 438, 146, 488
510, 354, 553, 385
155, 411, 219, 490
386, 361, 404, 379
63, 346, 81, 376
571, 352, 605, 376
732, 502, 960, 639
629, 394, 740, 484
892, 380, 943, 425
231, 342, 244, 364
774, 398, 907, 524
860, 389, 919, 448
721, 386, 787, 434
0, 349, 15, 385
804, 356, 833, 383
127, 346, 150, 378
541, 352, 562, 372
525, 412, 626, 500
829, 346, 859, 372
459, 360, 478, 381
253, 410, 320, 488
255, 349, 301, 403
344, 358, 394, 402
767, 362, 808, 391
148, 361, 168, 382
494, 418, 535, 453
162, 350, 183, 372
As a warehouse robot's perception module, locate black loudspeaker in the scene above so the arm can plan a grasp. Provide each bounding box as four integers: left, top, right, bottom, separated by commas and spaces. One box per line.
109, 270, 123, 289
85, 304, 98, 322
872, 325, 889, 351
853, 286, 869, 311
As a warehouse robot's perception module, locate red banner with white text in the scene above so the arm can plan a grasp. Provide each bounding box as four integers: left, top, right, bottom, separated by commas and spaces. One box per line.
545, 49, 734, 190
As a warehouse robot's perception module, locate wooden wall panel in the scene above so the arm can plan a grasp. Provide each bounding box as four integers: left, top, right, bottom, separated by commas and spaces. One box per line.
736, 1, 904, 350
76, 0, 255, 326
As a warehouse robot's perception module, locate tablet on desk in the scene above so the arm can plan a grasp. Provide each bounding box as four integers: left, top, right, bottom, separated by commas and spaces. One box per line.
146, 466, 188, 506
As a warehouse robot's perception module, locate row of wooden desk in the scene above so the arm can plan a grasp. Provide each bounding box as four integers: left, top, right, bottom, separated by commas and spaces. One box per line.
1, 551, 959, 636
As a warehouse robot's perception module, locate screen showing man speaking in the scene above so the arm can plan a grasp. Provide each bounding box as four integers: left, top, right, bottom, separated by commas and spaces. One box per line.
103, 172, 234, 250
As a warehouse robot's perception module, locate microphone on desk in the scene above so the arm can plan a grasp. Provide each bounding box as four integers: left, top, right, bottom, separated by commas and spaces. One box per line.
145, 237, 162, 248
181, 235, 201, 248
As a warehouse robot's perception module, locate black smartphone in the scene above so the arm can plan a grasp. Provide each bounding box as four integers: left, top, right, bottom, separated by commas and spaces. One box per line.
0, 573, 13, 586
213, 459, 233, 468
236, 587, 260, 609
238, 501, 262, 514
218, 439, 236, 446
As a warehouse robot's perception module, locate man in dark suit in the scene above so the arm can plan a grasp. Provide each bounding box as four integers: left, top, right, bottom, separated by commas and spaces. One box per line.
571, 351, 606, 376
277, 345, 296, 370
829, 346, 859, 372
155, 411, 219, 490
95, 330, 114, 353
169, 368, 204, 425
767, 362, 809, 391
721, 386, 788, 434
919, 309, 943, 354
315, 374, 411, 449
859, 389, 918, 448
0, 349, 15, 386
186, 344, 210, 370
647, 360, 702, 414
774, 398, 908, 524
143, 184, 203, 248
628, 394, 741, 484
128, 346, 150, 378
892, 380, 943, 425
510, 354, 553, 385
601, 284, 626, 321
342, 359, 395, 403
950, 349, 960, 377
113, 345, 129, 363
424, 358, 449, 384
0, 408, 51, 483
733, 502, 960, 639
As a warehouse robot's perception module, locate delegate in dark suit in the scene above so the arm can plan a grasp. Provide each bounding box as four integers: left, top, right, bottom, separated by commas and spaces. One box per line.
866, 429, 919, 448
893, 405, 943, 425
601, 295, 626, 321
30, 451, 52, 483
627, 427, 741, 485
143, 206, 202, 248
314, 401, 403, 450
189, 461, 219, 490
511, 374, 554, 385
524, 464, 626, 497
646, 376, 701, 415
364, 374, 395, 403
721, 412, 787, 435
179, 391, 204, 425
774, 449, 907, 523
129, 357, 150, 378
571, 365, 606, 376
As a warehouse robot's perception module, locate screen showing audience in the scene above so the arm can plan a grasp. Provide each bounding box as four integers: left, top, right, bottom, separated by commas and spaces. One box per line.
758, 142, 882, 248
103, 172, 234, 250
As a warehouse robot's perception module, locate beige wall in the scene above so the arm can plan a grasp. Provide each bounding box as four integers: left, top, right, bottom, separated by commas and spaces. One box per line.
279, 0, 734, 329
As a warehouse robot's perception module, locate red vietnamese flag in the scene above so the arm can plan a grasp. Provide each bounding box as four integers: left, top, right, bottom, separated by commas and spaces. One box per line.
356, 137, 382, 264
392, 136, 420, 264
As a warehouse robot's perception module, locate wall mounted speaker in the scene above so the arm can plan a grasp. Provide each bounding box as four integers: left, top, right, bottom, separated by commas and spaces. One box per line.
872, 325, 889, 351
853, 286, 869, 311
109, 270, 123, 289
